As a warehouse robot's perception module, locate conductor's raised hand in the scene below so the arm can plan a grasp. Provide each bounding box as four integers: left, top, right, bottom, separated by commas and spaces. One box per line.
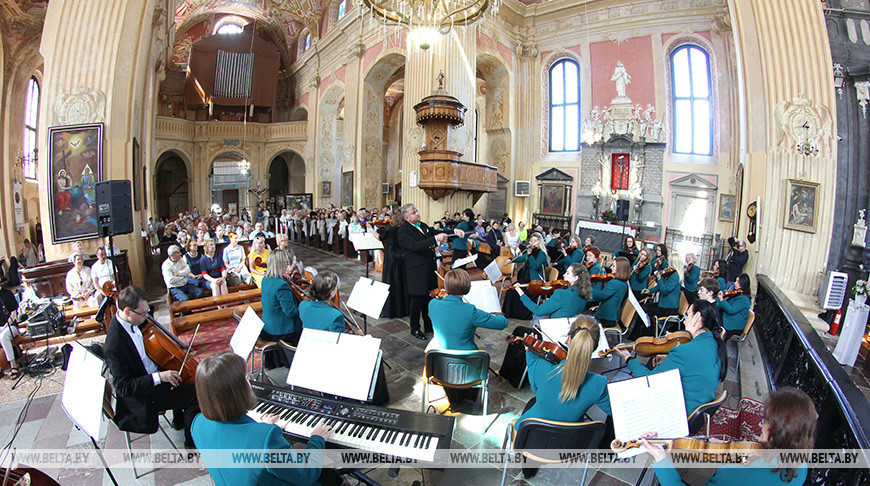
454, 228, 465, 238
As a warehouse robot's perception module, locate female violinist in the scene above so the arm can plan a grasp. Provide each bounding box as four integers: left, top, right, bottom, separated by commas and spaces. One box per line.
518, 263, 592, 319
377, 209, 408, 318
247, 234, 269, 287
427, 269, 507, 352
712, 259, 728, 293
451, 209, 477, 269
513, 316, 611, 479
614, 300, 726, 417
590, 257, 630, 328
260, 250, 304, 362
554, 235, 584, 276
643, 387, 816, 485
612, 235, 639, 266
629, 248, 653, 296
585, 246, 603, 277
501, 232, 550, 319
652, 243, 669, 273
683, 253, 701, 295
299, 271, 344, 333
718, 273, 752, 341
637, 265, 682, 339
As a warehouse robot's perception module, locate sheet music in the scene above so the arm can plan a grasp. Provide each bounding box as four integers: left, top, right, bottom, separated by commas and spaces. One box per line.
62, 343, 107, 440
463, 280, 502, 314
627, 288, 650, 328
347, 277, 391, 319
348, 232, 384, 250
287, 329, 382, 402
451, 253, 478, 269
608, 369, 688, 458
483, 258, 502, 285
230, 306, 266, 360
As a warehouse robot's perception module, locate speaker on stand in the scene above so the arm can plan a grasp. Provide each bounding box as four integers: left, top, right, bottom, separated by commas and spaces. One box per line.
96, 180, 133, 285
616, 199, 631, 250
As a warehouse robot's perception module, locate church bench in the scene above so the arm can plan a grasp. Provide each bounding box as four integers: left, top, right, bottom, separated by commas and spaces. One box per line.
20, 252, 132, 299
170, 287, 261, 315
171, 301, 263, 335
166, 283, 257, 305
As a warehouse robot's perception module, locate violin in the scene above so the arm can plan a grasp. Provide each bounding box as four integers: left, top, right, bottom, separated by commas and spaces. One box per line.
505, 335, 567, 364
589, 273, 615, 283
633, 260, 647, 274
506, 279, 570, 297
655, 267, 677, 280
140, 315, 199, 384
701, 271, 717, 278
253, 256, 267, 270
285, 277, 363, 335
429, 288, 448, 299
584, 261, 594, 269
598, 331, 692, 358
611, 436, 762, 460
721, 289, 744, 300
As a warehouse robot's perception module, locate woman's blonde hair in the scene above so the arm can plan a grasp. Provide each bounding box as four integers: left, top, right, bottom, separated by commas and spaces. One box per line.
265, 249, 290, 279
638, 247, 652, 264
557, 315, 600, 402
529, 231, 546, 251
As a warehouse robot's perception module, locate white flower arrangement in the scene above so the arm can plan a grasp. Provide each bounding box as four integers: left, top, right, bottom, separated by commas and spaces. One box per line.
853, 279, 869, 296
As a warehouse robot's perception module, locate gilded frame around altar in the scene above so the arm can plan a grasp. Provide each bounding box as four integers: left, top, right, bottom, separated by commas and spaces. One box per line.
47, 123, 103, 244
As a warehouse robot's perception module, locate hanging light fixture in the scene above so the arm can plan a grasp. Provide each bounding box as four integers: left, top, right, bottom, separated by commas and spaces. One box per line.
363, 0, 497, 44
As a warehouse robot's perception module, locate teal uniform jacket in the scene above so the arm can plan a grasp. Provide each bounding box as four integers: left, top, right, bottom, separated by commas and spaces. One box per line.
515, 351, 611, 430
588, 262, 605, 291
718, 294, 751, 331
555, 248, 584, 270
654, 457, 807, 486
299, 300, 344, 333
629, 261, 652, 292
513, 250, 549, 282
653, 257, 669, 272
683, 264, 701, 292
191, 414, 325, 486
452, 220, 471, 251
627, 331, 721, 416
260, 277, 303, 336
648, 272, 682, 309
428, 295, 507, 351
716, 276, 727, 291
520, 287, 587, 318
592, 279, 628, 323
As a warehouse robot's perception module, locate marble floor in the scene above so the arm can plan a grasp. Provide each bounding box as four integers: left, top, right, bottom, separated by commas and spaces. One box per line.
0, 242, 751, 485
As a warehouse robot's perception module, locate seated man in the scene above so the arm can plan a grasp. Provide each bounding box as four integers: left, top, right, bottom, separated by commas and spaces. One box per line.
104, 286, 199, 448
248, 221, 274, 240
162, 245, 203, 302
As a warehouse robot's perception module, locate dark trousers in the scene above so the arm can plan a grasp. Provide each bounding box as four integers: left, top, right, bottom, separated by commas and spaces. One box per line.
452, 248, 468, 269
260, 331, 302, 369
630, 304, 678, 340
408, 294, 433, 334
723, 329, 742, 341
155, 382, 199, 447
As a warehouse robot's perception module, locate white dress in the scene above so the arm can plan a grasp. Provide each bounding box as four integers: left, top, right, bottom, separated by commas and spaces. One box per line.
505, 232, 521, 256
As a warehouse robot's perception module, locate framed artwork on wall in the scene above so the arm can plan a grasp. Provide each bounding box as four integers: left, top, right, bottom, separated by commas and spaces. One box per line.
540, 183, 566, 215
321, 181, 332, 198
47, 123, 103, 243
285, 193, 313, 210
784, 179, 819, 233
341, 171, 353, 207
718, 194, 736, 222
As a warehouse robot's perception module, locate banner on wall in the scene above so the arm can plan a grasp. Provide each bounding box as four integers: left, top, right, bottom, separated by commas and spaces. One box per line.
13, 180, 24, 232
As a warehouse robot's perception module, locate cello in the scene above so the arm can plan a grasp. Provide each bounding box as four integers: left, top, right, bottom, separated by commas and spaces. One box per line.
140, 314, 200, 384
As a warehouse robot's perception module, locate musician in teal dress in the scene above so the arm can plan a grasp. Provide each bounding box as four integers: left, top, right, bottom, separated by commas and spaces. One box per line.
519, 263, 591, 318
718, 273, 752, 341
713, 259, 727, 291
191, 352, 336, 486
502, 233, 550, 319
299, 270, 345, 333
554, 236, 585, 275
585, 246, 603, 277
644, 387, 815, 486
259, 250, 303, 346
683, 253, 701, 293
450, 209, 476, 268
427, 269, 507, 351
615, 299, 727, 416
629, 248, 653, 294
652, 243, 669, 274
590, 257, 630, 328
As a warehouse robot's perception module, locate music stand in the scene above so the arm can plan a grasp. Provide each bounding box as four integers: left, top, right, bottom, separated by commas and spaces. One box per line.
347, 233, 384, 334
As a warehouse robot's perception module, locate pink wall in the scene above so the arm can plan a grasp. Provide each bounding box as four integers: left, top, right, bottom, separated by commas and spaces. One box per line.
662, 31, 711, 45
476, 32, 514, 70
590, 36, 654, 109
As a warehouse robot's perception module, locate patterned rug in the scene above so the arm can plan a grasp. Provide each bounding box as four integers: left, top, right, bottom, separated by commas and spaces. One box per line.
178, 317, 262, 369
708, 397, 764, 441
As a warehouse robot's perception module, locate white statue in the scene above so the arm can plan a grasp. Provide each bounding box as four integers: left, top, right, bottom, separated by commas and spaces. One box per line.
854, 208, 868, 248
611, 61, 632, 99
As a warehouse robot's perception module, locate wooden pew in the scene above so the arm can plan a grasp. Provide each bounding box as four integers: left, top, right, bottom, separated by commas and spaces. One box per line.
170, 288, 261, 315
20, 251, 132, 298
172, 301, 263, 335
169, 288, 262, 335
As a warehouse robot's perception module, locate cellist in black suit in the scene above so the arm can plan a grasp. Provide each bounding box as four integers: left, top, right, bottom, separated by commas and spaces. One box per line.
397, 203, 452, 340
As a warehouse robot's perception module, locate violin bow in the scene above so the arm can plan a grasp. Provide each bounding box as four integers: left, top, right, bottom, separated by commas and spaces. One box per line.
178, 321, 201, 375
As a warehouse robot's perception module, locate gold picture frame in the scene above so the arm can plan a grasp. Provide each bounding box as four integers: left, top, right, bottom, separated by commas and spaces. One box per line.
321, 181, 332, 198
718, 194, 736, 222
540, 183, 566, 215
784, 179, 819, 233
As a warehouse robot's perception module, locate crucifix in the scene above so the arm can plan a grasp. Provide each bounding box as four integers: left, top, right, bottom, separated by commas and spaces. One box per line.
248, 180, 268, 204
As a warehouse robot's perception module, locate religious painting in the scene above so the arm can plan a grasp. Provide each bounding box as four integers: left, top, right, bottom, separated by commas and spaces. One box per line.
321, 181, 332, 198
285, 193, 313, 210
541, 183, 566, 215
784, 179, 819, 233
718, 194, 736, 222
341, 171, 353, 207
611, 153, 630, 190
228, 202, 237, 215
48, 123, 103, 243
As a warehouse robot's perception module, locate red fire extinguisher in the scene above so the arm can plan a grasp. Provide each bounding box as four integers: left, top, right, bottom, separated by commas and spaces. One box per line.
828, 308, 844, 335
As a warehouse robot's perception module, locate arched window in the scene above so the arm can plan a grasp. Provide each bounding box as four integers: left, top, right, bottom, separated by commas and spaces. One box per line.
670, 44, 712, 155
549, 59, 580, 152
216, 23, 243, 35
337, 0, 347, 20
304, 33, 311, 51
23, 77, 39, 181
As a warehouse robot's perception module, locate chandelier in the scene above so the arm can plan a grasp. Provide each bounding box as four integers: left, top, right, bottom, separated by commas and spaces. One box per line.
363, 0, 496, 40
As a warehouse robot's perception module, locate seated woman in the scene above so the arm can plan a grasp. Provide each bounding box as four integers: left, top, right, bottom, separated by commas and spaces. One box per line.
222, 232, 252, 286
191, 351, 337, 486
590, 257, 630, 328
66, 253, 96, 310
299, 271, 344, 333
612, 235, 639, 266
637, 263, 682, 338
427, 269, 508, 352
712, 259, 728, 291
554, 236, 584, 276
200, 240, 228, 297
502, 232, 550, 319
519, 263, 592, 319
259, 250, 303, 366
682, 253, 701, 296
615, 299, 726, 417
184, 239, 205, 289
645, 387, 816, 486
652, 243, 669, 274
719, 273, 752, 341
584, 247, 603, 277
247, 234, 270, 288
629, 248, 653, 296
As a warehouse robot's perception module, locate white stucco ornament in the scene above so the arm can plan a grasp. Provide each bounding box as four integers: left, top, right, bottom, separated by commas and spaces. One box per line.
854, 208, 867, 248
773, 95, 833, 151
53, 86, 106, 126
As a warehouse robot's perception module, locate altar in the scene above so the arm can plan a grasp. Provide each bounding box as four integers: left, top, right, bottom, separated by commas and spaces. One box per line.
575, 220, 636, 253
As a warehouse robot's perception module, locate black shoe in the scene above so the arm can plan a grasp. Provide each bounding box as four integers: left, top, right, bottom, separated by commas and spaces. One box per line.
172, 417, 184, 431
411, 330, 428, 340
184, 439, 196, 449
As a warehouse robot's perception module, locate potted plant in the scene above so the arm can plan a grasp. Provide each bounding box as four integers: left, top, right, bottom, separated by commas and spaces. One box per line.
601, 209, 617, 223
853, 279, 869, 306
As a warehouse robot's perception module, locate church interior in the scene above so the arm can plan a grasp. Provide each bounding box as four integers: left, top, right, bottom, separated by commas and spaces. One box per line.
0, 0, 869, 484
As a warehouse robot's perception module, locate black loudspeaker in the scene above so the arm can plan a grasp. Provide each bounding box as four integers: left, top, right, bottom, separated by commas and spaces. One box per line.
96, 180, 133, 236
616, 199, 630, 221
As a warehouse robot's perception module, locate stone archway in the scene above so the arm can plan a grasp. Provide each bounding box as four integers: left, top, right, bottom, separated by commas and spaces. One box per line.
154, 151, 190, 219
268, 150, 306, 201
362, 52, 406, 209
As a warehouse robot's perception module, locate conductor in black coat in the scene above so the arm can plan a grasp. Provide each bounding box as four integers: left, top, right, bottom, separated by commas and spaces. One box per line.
397, 204, 450, 340
104, 286, 200, 448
